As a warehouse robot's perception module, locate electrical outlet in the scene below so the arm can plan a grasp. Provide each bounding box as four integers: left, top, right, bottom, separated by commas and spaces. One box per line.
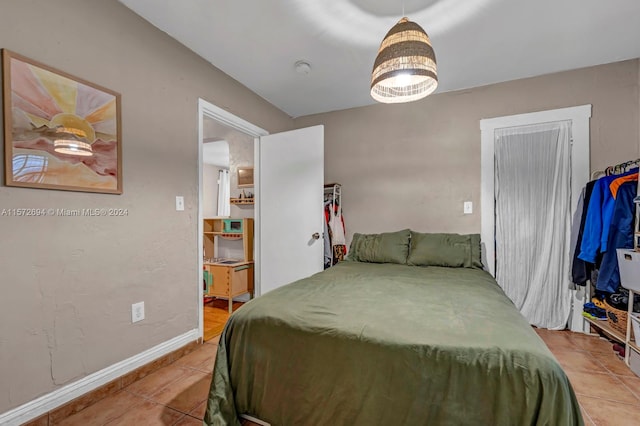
463, 201, 473, 214
132, 301, 145, 323
175, 196, 185, 211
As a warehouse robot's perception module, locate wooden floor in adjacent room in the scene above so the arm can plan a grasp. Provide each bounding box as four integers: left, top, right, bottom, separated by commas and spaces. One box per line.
203, 299, 243, 342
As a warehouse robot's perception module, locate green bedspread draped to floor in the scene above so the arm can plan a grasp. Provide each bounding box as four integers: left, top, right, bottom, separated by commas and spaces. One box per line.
204, 261, 583, 426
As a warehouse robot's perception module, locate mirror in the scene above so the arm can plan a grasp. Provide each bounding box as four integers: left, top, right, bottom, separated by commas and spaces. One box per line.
237, 167, 254, 188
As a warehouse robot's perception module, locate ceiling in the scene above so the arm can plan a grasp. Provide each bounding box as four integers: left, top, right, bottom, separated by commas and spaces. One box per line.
120, 0, 640, 118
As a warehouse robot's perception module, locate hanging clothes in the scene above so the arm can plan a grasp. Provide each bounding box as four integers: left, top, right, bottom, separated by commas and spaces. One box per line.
596, 181, 637, 293
571, 158, 638, 295
578, 168, 638, 263
323, 184, 347, 268
571, 180, 596, 286
329, 204, 346, 246
325, 202, 346, 265
323, 215, 332, 269
332, 245, 347, 264
610, 172, 638, 198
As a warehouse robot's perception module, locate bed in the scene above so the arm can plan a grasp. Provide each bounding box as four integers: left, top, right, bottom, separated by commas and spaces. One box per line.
204, 230, 583, 425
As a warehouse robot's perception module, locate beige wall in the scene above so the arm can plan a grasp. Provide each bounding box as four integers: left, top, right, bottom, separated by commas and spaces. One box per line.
0, 0, 292, 412
295, 59, 640, 240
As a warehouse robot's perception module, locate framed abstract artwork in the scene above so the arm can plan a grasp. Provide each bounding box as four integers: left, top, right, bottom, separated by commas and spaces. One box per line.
2, 49, 122, 194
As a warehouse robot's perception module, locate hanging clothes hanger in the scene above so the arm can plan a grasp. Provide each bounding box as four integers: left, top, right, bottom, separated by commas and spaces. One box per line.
623, 158, 640, 171
604, 158, 640, 176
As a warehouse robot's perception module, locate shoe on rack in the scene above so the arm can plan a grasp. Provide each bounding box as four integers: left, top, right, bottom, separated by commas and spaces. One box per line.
591, 297, 607, 309
583, 303, 607, 320
592, 306, 607, 320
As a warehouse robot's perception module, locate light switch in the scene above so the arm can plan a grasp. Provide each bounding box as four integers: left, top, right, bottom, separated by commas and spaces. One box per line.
176, 196, 185, 211
463, 201, 473, 214
132, 301, 145, 323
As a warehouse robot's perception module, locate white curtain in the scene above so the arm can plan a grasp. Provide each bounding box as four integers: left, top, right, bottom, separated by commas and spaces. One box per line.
217, 169, 230, 217
494, 121, 572, 330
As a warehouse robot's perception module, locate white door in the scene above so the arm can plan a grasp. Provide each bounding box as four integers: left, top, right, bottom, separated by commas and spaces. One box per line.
258, 125, 324, 295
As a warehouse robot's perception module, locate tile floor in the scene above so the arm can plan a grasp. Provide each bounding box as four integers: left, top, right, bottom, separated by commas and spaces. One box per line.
534, 328, 640, 425
51, 334, 222, 426
42, 329, 640, 425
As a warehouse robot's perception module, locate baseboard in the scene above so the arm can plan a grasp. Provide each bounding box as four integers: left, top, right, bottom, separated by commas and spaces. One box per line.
0, 328, 199, 426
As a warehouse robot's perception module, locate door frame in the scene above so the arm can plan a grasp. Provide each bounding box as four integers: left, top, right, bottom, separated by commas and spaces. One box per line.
480, 104, 591, 276
480, 104, 591, 332
197, 98, 268, 340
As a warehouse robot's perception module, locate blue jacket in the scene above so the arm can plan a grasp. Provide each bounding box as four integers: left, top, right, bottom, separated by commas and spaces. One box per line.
596, 181, 637, 293
571, 181, 596, 285
578, 168, 638, 263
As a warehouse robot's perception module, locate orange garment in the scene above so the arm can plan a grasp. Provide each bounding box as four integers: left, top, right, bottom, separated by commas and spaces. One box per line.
610, 172, 638, 198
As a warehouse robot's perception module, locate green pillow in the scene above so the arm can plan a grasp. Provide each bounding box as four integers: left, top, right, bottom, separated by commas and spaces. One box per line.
348, 229, 411, 264
408, 232, 483, 269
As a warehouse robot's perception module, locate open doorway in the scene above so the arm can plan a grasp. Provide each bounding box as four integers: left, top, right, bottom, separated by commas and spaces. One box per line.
201, 137, 233, 341
198, 99, 267, 342
197, 99, 326, 342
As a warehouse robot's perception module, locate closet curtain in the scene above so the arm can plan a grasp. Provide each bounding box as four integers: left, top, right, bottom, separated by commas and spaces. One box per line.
217, 169, 230, 217
495, 121, 572, 330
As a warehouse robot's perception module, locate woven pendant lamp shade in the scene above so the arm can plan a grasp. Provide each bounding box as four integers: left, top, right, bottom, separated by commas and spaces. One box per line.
371, 17, 437, 103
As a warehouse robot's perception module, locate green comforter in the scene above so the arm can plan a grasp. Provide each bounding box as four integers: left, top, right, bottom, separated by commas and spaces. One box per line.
204, 261, 583, 426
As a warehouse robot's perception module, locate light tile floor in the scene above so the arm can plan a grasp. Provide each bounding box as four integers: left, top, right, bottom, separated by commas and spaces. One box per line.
48, 329, 640, 425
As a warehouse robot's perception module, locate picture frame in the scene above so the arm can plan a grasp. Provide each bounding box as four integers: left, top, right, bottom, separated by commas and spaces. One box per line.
2, 49, 122, 194
237, 166, 254, 188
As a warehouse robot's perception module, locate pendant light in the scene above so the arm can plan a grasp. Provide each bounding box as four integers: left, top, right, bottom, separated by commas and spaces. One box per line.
370, 16, 438, 104
54, 127, 94, 157
50, 113, 95, 157
53, 140, 94, 156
